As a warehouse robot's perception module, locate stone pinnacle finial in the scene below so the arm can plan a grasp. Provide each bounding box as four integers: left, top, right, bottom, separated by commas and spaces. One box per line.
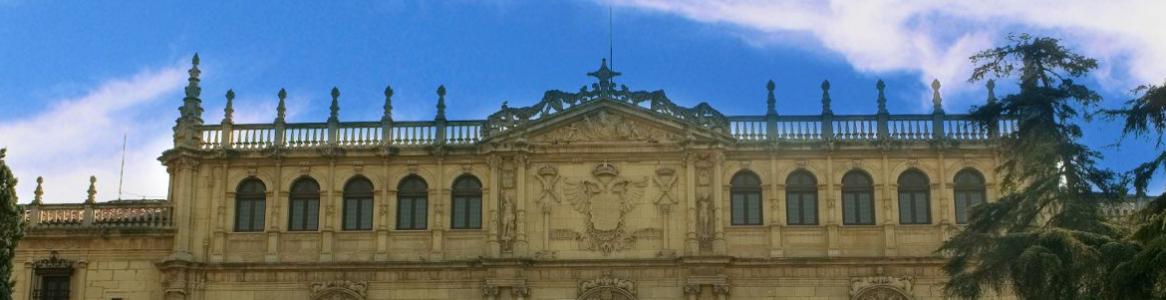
187, 53, 201, 89
766, 80, 777, 115
85, 176, 96, 204
223, 89, 235, 124
931, 79, 944, 113
383, 85, 394, 122
876, 79, 888, 114
435, 85, 447, 121
328, 87, 340, 123
276, 88, 287, 124
33, 176, 44, 205
821, 79, 833, 115
986, 79, 997, 105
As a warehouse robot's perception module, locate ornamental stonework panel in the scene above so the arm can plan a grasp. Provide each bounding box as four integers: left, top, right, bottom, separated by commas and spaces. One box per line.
563, 162, 648, 255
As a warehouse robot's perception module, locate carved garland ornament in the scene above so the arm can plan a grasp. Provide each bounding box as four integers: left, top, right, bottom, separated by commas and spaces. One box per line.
310, 280, 368, 300
564, 162, 648, 255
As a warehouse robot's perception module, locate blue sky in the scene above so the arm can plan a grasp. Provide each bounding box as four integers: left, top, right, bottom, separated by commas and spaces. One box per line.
1, 1, 1163, 202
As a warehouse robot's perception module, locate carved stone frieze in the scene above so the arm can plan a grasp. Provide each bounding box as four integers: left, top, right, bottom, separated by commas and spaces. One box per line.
532, 110, 680, 144
849, 276, 913, 300
578, 274, 636, 300
310, 280, 368, 300
564, 163, 648, 255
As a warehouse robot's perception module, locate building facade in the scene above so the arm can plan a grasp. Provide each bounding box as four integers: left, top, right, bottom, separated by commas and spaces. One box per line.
14, 56, 1020, 300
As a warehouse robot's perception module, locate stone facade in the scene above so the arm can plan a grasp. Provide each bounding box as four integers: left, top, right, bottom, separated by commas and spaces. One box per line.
13, 57, 1017, 299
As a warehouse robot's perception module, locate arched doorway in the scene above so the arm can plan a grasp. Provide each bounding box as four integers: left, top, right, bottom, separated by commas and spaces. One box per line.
852, 286, 911, 300
578, 287, 636, 300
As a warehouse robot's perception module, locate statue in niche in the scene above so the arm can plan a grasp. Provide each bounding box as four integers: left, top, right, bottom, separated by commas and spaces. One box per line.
652, 167, 678, 213
564, 162, 648, 255
696, 194, 713, 245
500, 191, 517, 252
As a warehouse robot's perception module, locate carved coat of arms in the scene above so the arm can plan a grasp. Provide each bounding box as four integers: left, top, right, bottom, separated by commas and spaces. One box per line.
564, 163, 648, 255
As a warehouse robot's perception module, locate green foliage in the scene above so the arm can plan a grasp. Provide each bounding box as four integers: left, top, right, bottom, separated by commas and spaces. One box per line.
0, 149, 25, 300
940, 34, 1127, 299
1108, 81, 1166, 298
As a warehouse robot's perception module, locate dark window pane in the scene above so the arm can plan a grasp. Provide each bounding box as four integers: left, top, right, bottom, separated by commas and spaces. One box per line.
414, 198, 428, 229
787, 194, 801, 225
804, 194, 817, 224
858, 193, 872, 224
398, 198, 413, 229
732, 194, 745, 225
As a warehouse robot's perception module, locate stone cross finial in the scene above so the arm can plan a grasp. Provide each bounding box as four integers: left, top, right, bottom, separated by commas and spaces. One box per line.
587, 58, 621, 93
821, 80, 833, 115
986, 79, 997, 105
876, 79, 888, 114
382, 85, 394, 122
85, 176, 96, 204
766, 80, 777, 115
223, 89, 235, 124
276, 88, 287, 124
33, 176, 43, 205
328, 87, 341, 123
435, 85, 447, 121
931, 79, 944, 113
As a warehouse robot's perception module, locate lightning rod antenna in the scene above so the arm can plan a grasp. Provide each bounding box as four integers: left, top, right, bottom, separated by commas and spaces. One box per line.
118, 133, 126, 200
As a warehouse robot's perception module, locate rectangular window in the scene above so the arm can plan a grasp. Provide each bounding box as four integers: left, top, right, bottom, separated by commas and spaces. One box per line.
955, 191, 983, 224
843, 192, 875, 225
731, 192, 762, 225
37, 275, 71, 300
398, 197, 428, 230
398, 199, 413, 229
899, 192, 930, 224
787, 192, 816, 225
858, 193, 872, 224
451, 196, 482, 229
343, 197, 372, 231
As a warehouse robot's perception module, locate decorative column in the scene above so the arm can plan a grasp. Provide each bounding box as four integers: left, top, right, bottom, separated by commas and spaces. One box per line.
684, 152, 699, 255
712, 153, 726, 254
486, 155, 502, 257
435, 85, 447, 144
514, 155, 530, 256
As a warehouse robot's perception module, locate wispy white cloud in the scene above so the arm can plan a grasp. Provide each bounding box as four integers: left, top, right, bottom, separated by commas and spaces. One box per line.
608, 0, 1166, 106
0, 64, 186, 203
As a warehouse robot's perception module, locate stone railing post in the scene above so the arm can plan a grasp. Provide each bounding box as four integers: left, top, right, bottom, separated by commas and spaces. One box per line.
820, 80, 834, 141
876, 80, 889, 140
26, 204, 40, 227
766, 80, 778, 141
986, 79, 999, 139
221, 89, 235, 150
83, 176, 96, 226
931, 79, 946, 140
435, 85, 448, 145
274, 88, 288, 148
327, 87, 341, 146
382, 85, 394, 146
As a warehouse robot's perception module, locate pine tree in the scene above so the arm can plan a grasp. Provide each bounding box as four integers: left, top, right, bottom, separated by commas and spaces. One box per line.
939, 34, 1126, 299
1108, 81, 1166, 298
0, 148, 25, 300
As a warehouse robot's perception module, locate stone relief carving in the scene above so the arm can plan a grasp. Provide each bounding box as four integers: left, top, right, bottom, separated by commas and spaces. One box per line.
849, 276, 913, 300
652, 167, 679, 213
564, 162, 648, 255
309, 280, 367, 300
534, 110, 679, 143
578, 274, 636, 300
550, 229, 581, 240
536, 164, 561, 212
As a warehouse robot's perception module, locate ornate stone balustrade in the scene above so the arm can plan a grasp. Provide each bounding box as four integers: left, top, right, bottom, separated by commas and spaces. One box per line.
180, 58, 1016, 152
22, 200, 173, 229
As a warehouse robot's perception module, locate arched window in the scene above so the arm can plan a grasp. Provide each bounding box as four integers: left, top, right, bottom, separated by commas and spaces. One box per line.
785, 170, 818, 225
450, 175, 483, 229
841, 171, 875, 225
343, 177, 374, 231
397, 176, 428, 230
235, 178, 266, 232
953, 169, 986, 224
288, 177, 321, 231
730, 171, 763, 225
898, 170, 931, 224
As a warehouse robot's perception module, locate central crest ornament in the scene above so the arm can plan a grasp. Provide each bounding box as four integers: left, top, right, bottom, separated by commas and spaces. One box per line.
565, 162, 648, 255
